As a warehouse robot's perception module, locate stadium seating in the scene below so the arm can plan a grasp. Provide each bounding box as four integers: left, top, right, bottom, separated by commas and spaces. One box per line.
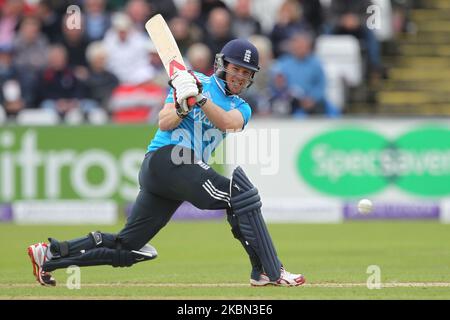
375, 0, 450, 115
87, 108, 109, 125
371, 0, 394, 42
16, 109, 60, 125
315, 35, 363, 111
64, 108, 84, 125
109, 84, 166, 123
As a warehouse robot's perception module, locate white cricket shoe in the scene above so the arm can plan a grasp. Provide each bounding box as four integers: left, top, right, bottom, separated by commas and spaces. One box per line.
27, 242, 56, 286
250, 267, 306, 287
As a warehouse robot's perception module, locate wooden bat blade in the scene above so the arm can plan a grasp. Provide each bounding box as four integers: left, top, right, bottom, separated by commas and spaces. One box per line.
145, 14, 186, 77
145, 14, 196, 107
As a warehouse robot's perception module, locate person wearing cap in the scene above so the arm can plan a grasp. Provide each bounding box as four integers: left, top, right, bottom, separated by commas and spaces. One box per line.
27, 39, 306, 288
0, 44, 25, 118
102, 12, 155, 85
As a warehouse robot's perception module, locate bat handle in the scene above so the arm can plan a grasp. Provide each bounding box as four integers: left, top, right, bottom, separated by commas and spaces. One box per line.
187, 96, 197, 108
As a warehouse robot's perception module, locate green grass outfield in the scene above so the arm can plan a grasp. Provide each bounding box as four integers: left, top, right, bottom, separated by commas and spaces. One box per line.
1, 220, 449, 300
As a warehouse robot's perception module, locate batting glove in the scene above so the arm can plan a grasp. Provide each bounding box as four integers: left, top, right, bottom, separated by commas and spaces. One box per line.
169, 70, 199, 106
187, 70, 207, 107
172, 88, 191, 119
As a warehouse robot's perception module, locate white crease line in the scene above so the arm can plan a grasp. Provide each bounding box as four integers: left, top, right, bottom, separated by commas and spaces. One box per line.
2, 282, 450, 288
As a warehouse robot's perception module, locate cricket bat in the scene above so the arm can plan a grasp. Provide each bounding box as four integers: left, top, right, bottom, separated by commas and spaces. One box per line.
145, 14, 196, 107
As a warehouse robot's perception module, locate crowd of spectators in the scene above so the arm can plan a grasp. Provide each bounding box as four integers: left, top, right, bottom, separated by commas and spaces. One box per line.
0, 0, 412, 124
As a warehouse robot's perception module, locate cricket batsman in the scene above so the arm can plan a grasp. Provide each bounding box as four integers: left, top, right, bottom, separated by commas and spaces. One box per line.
27, 39, 306, 287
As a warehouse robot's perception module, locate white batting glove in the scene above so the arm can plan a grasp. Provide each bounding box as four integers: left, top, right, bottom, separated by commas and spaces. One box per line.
170, 70, 199, 105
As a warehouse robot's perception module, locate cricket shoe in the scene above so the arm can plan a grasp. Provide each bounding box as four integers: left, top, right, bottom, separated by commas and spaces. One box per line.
250, 267, 305, 287
27, 243, 56, 286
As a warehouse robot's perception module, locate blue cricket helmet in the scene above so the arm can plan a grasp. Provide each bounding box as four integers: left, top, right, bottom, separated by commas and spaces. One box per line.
220, 39, 260, 72
214, 39, 260, 93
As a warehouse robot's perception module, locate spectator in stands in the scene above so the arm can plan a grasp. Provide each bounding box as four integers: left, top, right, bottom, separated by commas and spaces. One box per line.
272, 32, 326, 115
34, 45, 90, 119
102, 12, 155, 85
147, 0, 178, 21
146, 41, 167, 87
126, 0, 152, 34
36, 0, 62, 43
58, 14, 90, 80
0, 44, 25, 117
83, 0, 111, 43
270, 0, 313, 58
107, 0, 127, 12
328, 0, 382, 79
168, 17, 201, 56
297, 0, 324, 35
200, 0, 229, 21
241, 35, 274, 115
204, 7, 234, 56
178, 0, 206, 34
41, 0, 72, 14
0, 0, 24, 48
12, 17, 48, 73
84, 41, 119, 111
392, 0, 413, 35
186, 42, 213, 76
267, 69, 297, 116
231, 0, 263, 39
12, 16, 49, 107
108, 82, 166, 124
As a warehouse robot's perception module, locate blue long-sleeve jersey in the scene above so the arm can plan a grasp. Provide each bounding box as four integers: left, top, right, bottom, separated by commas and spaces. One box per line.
273, 54, 326, 102
148, 72, 252, 162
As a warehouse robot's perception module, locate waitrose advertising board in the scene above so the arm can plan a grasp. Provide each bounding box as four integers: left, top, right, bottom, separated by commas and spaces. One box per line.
0, 125, 226, 224
0, 125, 155, 203
1, 120, 449, 224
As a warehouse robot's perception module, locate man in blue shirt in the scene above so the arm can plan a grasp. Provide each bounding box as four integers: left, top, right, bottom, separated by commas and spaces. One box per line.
27, 39, 305, 287
272, 32, 326, 115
